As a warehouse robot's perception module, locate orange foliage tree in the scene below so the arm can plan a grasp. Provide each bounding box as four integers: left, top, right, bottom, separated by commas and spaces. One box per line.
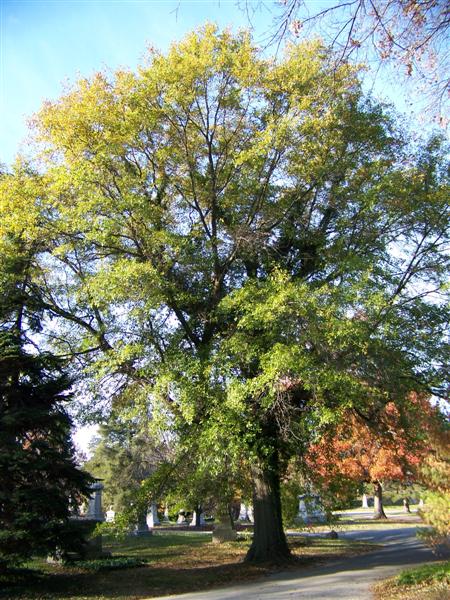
306, 395, 435, 519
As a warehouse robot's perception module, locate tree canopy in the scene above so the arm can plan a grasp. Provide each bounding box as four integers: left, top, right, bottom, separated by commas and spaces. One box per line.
2, 25, 449, 562
305, 394, 438, 518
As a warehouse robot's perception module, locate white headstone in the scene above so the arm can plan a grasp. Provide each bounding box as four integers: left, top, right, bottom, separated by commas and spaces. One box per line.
247, 505, 254, 523
146, 503, 160, 528
362, 493, 369, 508
239, 503, 249, 521
105, 507, 115, 522
297, 494, 326, 523
190, 510, 206, 526
177, 510, 187, 524
163, 505, 170, 522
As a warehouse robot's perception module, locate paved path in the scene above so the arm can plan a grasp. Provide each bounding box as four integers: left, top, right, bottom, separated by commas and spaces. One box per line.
149, 527, 442, 600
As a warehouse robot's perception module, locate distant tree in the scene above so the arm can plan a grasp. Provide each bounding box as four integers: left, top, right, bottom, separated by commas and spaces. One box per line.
0, 177, 93, 567
139, 429, 249, 529
85, 413, 171, 513
306, 395, 436, 519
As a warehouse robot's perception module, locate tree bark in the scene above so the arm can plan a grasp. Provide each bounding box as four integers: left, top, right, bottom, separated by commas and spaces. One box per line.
245, 459, 291, 563
373, 481, 387, 519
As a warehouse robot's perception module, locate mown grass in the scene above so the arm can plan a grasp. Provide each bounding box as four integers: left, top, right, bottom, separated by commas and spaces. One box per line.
284, 504, 423, 535
374, 561, 450, 600
0, 532, 377, 600
287, 517, 424, 534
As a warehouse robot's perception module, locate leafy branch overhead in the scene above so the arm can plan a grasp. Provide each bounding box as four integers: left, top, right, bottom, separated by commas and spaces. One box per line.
247, 0, 449, 126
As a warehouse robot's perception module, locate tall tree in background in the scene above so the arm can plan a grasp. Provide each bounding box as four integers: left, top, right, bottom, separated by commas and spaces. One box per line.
85, 414, 171, 513
0, 170, 93, 567
306, 395, 437, 519
7, 27, 449, 562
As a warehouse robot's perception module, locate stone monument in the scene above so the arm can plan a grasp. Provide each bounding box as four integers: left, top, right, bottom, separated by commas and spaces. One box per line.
146, 503, 160, 528
296, 493, 326, 524
86, 482, 104, 521
162, 505, 170, 522
238, 503, 250, 521
212, 507, 237, 543
135, 511, 152, 535
177, 510, 187, 524
190, 510, 206, 526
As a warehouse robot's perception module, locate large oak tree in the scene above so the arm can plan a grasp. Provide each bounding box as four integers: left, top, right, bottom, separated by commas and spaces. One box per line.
4, 26, 449, 562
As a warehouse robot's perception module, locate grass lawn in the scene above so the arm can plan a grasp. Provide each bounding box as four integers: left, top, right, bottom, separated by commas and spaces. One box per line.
287, 510, 424, 534
0, 531, 377, 600
374, 561, 450, 600
338, 504, 419, 513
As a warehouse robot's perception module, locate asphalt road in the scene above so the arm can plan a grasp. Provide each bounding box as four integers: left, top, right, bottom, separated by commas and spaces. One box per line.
149, 527, 445, 600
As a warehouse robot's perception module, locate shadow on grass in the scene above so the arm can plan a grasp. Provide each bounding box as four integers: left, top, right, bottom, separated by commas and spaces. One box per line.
0, 536, 382, 599
0, 560, 278, 600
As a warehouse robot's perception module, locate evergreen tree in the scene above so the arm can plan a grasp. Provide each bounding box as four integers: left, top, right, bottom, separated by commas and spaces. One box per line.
0, 226, 93, 567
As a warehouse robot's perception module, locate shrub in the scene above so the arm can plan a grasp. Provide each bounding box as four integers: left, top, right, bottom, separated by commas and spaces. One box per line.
396, 561, 450, 586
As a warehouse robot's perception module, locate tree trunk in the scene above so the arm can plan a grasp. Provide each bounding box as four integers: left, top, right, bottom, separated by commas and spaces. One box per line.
245, 460, 291, 563
373, 481, 387, 519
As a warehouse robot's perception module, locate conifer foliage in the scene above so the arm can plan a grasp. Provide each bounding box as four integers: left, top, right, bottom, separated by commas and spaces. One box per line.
0, 236, 93, 567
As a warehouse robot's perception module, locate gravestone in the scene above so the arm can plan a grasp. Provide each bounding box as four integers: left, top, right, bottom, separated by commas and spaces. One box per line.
238, 503, 250, 521
177, 510, 187, 524
296, 493, 326, 524
212, 507, 236, 543
105, 506, 115, 522
190, 510, 206, 526
86, 481, 104, 521
146, 503, 160, 528
135, 512, 152, 536
247, 505, 254, 523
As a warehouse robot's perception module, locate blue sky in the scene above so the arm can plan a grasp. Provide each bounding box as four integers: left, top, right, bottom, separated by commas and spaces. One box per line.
1, 0, 274, 166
